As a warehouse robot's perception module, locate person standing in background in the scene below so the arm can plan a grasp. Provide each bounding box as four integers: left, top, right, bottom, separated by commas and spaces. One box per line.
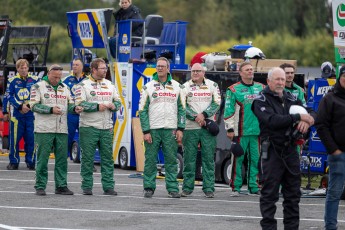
109, 0, 143, 58
280, 63, 306, 105
223, 62, 264, 196
315, 65, 345, 230
4, 59, 39, 170
320, 61, 335, 79
181, 63, 221, 198
63, 59, 87, 154
30, 64, 82, 196
139, 57, 185, 199
252, 67, 316, 230
74, 58, 121, 196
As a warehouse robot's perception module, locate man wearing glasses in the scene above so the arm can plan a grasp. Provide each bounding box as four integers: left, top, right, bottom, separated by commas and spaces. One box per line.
280, 63, 306, 105
224, 62, 264, 197
30, 64, 82, 196
181, 63, 221, 198
139, 57, 186, 198
74, 58, 121, 196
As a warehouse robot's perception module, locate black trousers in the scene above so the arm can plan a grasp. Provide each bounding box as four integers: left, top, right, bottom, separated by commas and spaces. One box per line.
259, 147, 301, 230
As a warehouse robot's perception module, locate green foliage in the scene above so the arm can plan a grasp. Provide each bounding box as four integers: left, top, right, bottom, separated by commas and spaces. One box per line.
186, 30, 334, 67
48, 24, 73, 63
135, 0, 158, 16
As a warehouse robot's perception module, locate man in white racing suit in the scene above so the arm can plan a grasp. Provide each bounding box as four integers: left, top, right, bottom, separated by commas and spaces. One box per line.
30, 64, 83, 196
74, 58, 121, 196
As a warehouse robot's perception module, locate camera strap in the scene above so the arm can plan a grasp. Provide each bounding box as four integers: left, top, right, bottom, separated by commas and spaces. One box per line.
271, 142, 300, 176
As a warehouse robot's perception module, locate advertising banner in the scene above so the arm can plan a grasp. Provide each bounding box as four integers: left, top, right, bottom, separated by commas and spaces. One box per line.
333, 0, 345, 66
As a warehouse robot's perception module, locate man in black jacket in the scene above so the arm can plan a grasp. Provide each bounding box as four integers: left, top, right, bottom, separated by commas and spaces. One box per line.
252, 67, 316, 230
315, 65, 345, 230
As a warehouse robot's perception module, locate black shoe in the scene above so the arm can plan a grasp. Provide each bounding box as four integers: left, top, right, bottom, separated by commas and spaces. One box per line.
83, 189, 93, 195
248, 190, 261, 196
36, 189, 46, 196
7, 163, 18, 170
168, 191, 181, 198
204, 191, 214, 198
27, 163, 35, 170
181, 190, 192, 197
93, 166, 97, 172
103, 189, 117, 196
144, 189, 154, 198
55, 187, 74, 195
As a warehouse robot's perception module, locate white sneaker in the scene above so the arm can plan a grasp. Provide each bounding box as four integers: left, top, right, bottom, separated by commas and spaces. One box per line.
230, 191, 240, 197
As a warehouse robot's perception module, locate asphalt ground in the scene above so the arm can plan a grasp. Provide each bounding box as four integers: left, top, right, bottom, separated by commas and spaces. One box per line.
0, 155, 343, 230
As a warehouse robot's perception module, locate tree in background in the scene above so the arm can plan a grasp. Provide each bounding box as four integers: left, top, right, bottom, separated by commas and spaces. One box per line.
156, 0, 234, 46
231, 0, 330, 38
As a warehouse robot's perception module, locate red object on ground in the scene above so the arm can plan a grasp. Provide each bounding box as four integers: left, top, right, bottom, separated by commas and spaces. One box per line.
0, 111, 24, 151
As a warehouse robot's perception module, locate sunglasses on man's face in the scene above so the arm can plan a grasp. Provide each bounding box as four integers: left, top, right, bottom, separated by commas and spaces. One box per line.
49, 66, 63, 71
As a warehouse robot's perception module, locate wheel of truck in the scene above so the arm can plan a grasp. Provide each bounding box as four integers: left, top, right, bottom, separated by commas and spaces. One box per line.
71, 141, 80, 163
2, 136, 9, 150
319, 174, 329, 189
177, 153, 183, 179
118, 147, 128, 169
223, 158, 232, 185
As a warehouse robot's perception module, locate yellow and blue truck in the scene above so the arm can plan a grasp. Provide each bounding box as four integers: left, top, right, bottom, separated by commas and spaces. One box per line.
66, 8, 188, 175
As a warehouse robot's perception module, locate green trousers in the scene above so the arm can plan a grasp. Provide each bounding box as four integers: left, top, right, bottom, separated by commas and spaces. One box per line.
182, 129, 216, 193
34, 133, 68, 190
79, 127, 114, 191
233, 135, 260, 193
143, 129, 179, 193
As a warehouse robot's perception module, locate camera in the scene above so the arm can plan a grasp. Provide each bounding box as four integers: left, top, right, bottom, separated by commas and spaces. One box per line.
284, 124, 304, 146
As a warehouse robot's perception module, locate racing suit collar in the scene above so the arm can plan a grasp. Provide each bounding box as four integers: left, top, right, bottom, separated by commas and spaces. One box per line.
153, 72, 172, 85
42, 75, 64, 90
70, 71, 86, 79
16, 73, 29, 80
285, 82, 297, 90
240, 80, 254, 87
89, 75, 103, 83
190, 77, 206, 86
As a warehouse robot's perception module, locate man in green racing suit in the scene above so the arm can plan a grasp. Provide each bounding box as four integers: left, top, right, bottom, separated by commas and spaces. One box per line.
224, 62, 264, 196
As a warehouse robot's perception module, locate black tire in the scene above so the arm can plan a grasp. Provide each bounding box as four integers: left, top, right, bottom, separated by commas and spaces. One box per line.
177, 153, 183, 179
319, 174, 329, 189
118, 147, 128, 169
2, 136, 9, 150
223, 158, 232, 185
71, 141, 80, 163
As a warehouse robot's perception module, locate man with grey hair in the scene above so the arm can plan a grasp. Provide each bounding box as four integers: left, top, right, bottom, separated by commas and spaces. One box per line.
139, 57, 185, 199
181, 63, 221, 198
252, 67, 316, 229
30, 64, 83, 196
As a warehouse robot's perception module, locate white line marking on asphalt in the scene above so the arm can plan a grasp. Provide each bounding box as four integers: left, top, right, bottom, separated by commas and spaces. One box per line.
14, 227, 89, 230
0, 170, 135, 176
0, 225, 89, 230
0, 224, 24, 230
0, 189, 334, 208
0, 178, 231, 190
0, 205, 342, 223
